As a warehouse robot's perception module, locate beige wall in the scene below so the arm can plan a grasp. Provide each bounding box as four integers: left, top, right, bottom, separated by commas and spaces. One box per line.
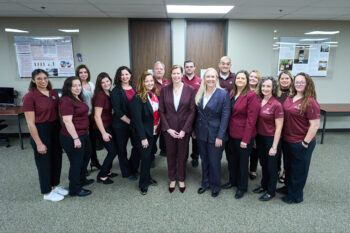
0, 17, 349, 132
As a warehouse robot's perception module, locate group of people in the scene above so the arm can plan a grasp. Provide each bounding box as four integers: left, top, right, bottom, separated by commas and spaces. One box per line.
23, 56, 320, 205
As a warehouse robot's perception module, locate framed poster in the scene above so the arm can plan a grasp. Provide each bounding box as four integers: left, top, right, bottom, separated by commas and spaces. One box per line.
14, 36, 75, 78
277, 37, 331, 77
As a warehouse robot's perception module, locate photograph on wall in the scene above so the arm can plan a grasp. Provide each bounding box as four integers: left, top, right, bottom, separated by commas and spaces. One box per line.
14, 36, 75, 78
279, 59, 293, 71
320, 44, 330, 53
294, 45, 309, 64
318, 61, 328, 71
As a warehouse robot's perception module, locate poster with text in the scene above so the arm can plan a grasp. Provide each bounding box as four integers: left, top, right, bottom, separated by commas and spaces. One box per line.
14, 36, 75, 78
277, 37, 330, 77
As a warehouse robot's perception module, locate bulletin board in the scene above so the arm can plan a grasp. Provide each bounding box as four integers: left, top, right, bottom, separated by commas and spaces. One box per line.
14, 36, 75, 78
277, 37, 331, 77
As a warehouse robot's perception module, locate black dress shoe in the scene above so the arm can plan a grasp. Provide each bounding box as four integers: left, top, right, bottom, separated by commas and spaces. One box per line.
253, 186, 266, 194
249, 172, 257, 180
191, 159, 199, 168
197, 187, 208, 194
81, 178, 94, 186
221, 182, 234, 189
281, 196, 303, 204
149, 178, 158, 186
97, 176, 114, 184
140, 187, 148, 195
235, 190, 245, 199
211, 191, 220, 197
107, 172, 118, 178
127, 175, 138, 181
276, 186, 288, 195
70, 188, 92, 197
259, 192, 275, 201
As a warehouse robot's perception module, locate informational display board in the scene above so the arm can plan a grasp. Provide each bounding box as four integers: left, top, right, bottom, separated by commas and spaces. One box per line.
14, 36, 75, 78
277, 37, 330, 77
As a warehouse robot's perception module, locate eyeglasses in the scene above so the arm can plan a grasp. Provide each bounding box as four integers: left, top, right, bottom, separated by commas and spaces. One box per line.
295, 82, 306, 86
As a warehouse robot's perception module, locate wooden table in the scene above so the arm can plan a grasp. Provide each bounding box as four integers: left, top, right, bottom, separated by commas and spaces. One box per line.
320, 104, 350, 144
0, 106, 24, 149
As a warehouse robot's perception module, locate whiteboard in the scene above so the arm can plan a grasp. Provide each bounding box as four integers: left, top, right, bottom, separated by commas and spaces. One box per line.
14, 36, 75, 78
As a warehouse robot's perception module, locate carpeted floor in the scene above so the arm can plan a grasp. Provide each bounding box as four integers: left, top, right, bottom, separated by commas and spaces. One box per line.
0, 132, 349, 233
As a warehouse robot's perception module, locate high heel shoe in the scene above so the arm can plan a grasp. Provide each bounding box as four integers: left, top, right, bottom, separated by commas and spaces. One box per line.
179, 182, 186, 193
90, 160, 102, 171
168, 181, 176, 193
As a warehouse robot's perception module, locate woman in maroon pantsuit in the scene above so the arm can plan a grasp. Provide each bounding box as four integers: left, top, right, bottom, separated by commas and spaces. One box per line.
159, 65, 196, 193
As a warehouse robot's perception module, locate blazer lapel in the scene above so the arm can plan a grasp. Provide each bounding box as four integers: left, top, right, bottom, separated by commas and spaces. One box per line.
204, 88, 218, 111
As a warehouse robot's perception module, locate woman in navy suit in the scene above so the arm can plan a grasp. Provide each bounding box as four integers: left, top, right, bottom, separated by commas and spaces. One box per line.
225, 70, 261, 199
131, 71, 160, 195
195, 67, 231, 198
159, 65, 196, 193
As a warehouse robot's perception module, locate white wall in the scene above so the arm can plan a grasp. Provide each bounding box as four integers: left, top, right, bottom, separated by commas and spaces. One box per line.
0, 18, 129, 100
0, 17, 349, 132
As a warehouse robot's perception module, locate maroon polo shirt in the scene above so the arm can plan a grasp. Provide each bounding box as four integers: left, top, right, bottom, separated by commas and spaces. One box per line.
155, 78, 169, 96
59, 96, 89, 137
182, 74, 201, 94
282, 96, 320, 143
257, 97, 284, 137
22, 89, 59, 123
219, 72, 235, 94
125, 88, 136, 103
93, 91, 113, 129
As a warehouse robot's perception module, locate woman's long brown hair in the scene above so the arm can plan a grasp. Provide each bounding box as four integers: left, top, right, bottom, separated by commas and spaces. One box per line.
292, 72, 317, 114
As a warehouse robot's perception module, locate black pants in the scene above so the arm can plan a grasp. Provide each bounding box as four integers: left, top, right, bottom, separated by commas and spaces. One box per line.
197, 139, 224, 193
89, 118, 98, 167
256, 135, 278, 195
249, 147, 259, 173
153, 132, 166, 157
276, 141, 286, 173
97, 126, 118, 177
226, 137, 253, 192
190, 137, 199, 160
283, 140, 316, 201
136, 136, 155, 189
30, 121, 62, 194
113, 126, 139, 177
60, 133, 91, 195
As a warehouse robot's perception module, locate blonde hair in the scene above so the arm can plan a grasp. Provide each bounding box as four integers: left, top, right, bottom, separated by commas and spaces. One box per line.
195, 68, 221, 105
249, 69, 262, 90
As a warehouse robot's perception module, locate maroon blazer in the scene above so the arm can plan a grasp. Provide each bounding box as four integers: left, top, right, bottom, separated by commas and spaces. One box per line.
229, 90, 261, 143
159, 83, 196, 134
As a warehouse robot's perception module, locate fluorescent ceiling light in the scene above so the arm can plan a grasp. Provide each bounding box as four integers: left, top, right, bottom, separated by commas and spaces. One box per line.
324, 41, 338, 44
305, 31, 339, 35
5, 28, 28, 33
166, 5, 234, 14
33, 37, 65, 40
300, 38, 328, 41
58, 29, 79, 33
